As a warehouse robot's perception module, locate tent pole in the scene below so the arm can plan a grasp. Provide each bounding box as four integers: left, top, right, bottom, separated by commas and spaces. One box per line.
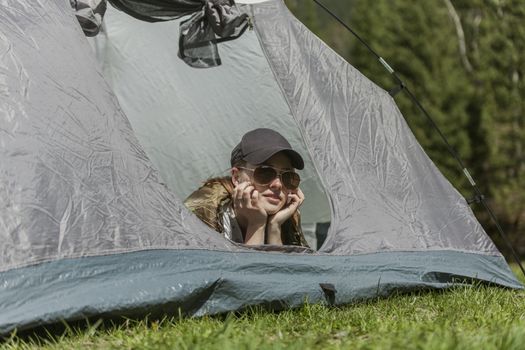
312, 0, 525, 279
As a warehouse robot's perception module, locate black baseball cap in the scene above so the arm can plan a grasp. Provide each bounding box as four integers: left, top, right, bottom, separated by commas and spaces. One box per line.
230, 128, 304, 170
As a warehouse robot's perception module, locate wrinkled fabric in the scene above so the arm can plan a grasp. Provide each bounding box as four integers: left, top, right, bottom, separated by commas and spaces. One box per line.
179, 1, 249, 67
70, 0, 249, 67
108, 0, 202, 19
0, 0, 234, 272
70, 0, 107, 36
252, 1, 501, 255
206, 0, 247, 37
105, 0, 249, 67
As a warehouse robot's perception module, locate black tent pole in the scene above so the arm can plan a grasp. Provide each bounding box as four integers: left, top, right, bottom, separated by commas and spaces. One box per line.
312, 0, 525, 279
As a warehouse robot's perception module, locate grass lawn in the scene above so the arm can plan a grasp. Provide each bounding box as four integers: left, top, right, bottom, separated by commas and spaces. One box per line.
2, 265, 524, 350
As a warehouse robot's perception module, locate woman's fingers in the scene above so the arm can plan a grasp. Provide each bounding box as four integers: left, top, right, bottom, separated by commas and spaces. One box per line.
233, 183, 241, 201
234, 182, 250, 201
250, 190, 259, 207
287, 192, 303, 209
288, 194, 299, 209
289, 188, 304, 207
242, 185, 254, 203
234, 183, 256, 209
296, 188, 305, 201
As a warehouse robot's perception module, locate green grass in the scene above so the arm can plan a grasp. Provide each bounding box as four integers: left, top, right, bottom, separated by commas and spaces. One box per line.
3, 265, 524, 350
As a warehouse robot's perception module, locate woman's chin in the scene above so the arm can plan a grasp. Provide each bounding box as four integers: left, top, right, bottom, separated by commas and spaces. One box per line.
263, 203, 285, 216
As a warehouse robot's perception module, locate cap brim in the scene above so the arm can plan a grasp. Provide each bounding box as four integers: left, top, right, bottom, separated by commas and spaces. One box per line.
244, 147, 304, 170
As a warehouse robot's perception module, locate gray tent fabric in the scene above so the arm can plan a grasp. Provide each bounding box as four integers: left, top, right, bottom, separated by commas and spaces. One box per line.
178, 2, 250, 67
72, 0, 250, 67
0, 250, 520, 334
70, 0, 107, 36
0, 0, 233, 273
78, 0, 251, 67
0, 0, 522, 335
252, 2, 499, 255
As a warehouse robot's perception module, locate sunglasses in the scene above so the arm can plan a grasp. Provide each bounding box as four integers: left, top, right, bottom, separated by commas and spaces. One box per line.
238, 166, 301, 190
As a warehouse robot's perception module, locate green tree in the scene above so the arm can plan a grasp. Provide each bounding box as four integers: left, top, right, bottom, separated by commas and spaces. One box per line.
456, 0, 525, 254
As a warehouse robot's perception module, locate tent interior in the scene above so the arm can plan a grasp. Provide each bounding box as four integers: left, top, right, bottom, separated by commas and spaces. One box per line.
89, 1, 332, 249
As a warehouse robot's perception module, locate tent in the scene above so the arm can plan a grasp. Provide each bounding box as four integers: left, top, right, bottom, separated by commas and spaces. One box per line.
0, 0, 521, 334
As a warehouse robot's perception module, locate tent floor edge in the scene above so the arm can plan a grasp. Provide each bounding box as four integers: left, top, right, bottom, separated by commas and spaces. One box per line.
0, 249, 521, 335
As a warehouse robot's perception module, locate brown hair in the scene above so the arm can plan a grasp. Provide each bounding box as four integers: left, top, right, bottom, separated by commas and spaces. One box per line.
200, 160, 247, 195
202, 176, 235, 195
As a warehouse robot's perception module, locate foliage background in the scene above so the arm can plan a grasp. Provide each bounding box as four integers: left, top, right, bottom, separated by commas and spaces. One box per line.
284, 0, 525, 258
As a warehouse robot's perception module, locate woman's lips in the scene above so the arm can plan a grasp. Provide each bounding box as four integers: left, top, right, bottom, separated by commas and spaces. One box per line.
263, 194, 281, 204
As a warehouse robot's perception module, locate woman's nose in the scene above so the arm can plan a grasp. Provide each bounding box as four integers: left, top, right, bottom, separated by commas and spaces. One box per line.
269, 176, 282, 189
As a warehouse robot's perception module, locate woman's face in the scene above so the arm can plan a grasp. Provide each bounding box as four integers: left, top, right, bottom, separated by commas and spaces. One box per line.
233, 152, 294, 215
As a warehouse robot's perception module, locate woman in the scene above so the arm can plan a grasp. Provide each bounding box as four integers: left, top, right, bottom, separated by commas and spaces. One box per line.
184, 128, 309, 247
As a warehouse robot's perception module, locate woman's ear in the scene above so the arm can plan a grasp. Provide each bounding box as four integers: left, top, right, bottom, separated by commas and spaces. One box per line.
231, 167, 240, 186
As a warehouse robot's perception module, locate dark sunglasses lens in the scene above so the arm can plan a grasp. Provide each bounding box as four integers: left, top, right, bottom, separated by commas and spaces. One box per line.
281, 172, 300, 190
253, 167, 278, 185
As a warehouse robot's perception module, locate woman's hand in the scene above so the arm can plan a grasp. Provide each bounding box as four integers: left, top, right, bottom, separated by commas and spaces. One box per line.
268, 188, 304, 226
233, 182, 267, 245
266, 188, 305, 245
